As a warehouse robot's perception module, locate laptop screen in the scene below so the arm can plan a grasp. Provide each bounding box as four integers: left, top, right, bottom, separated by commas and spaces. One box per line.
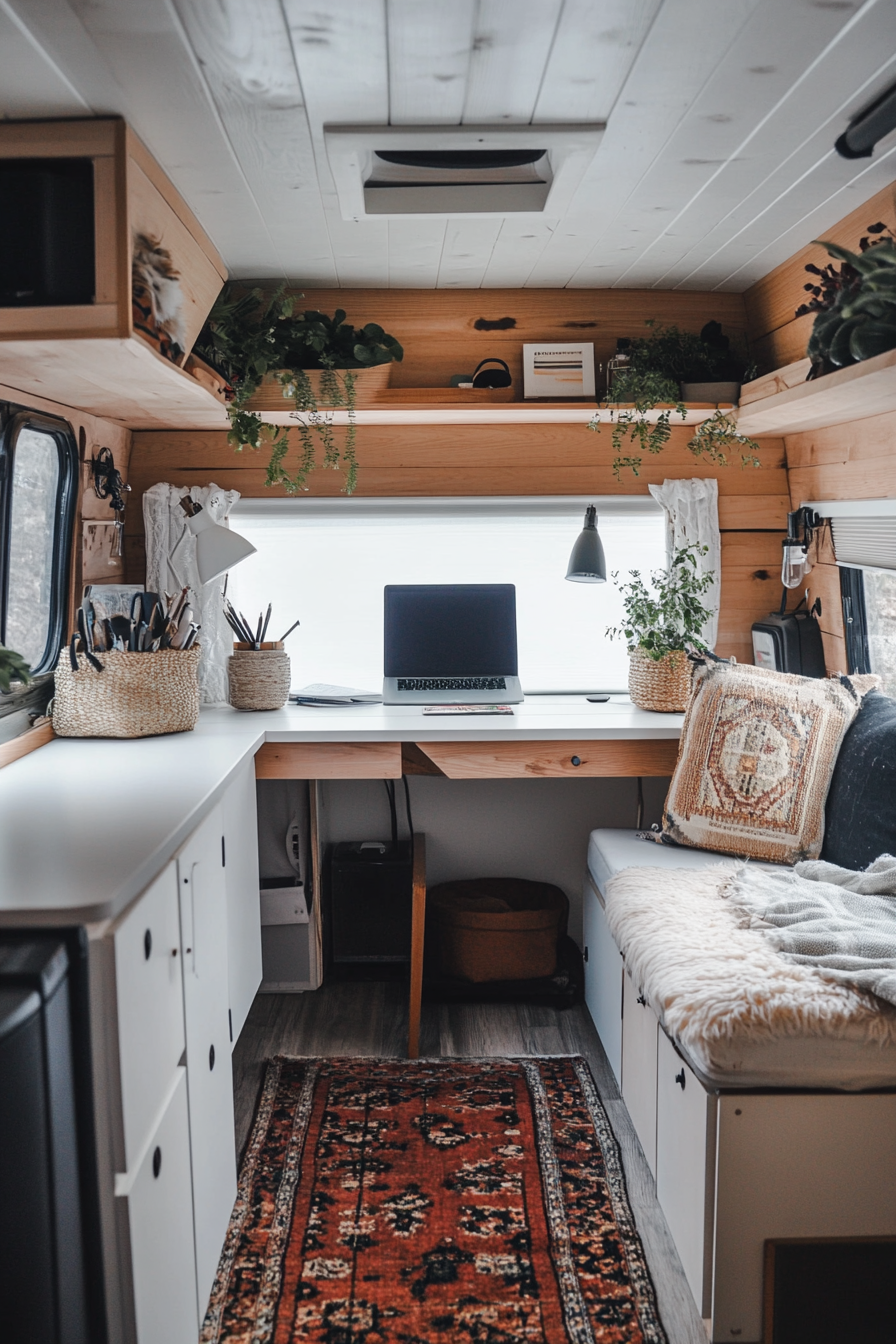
384, 584, 518, 677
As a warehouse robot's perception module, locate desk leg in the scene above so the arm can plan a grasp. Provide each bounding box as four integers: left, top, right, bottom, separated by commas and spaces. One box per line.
407, 833, 426, 1059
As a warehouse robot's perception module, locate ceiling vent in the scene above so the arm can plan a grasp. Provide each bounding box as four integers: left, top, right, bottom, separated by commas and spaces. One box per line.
324, 124, 604, 220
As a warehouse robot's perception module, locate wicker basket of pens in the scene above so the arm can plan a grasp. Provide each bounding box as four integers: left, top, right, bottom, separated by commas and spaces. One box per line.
223, 601, 298, 712
52, 589, 202, 738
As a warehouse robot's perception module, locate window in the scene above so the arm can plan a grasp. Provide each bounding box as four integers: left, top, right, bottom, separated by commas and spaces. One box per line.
0, 409, 78, 674
227, 497, 667, 693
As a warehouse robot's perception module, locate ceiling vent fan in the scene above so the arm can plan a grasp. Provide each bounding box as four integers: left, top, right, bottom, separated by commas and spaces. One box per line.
324, 124, 604, 220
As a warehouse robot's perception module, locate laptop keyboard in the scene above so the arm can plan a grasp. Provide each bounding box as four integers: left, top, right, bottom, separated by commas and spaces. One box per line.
397, 677, 507, 691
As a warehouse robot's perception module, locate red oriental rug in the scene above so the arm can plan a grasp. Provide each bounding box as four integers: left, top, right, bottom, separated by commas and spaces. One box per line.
202, 1056, 667, 1344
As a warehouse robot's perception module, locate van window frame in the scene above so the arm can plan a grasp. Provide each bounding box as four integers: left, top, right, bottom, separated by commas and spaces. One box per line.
0, 405, 78, 677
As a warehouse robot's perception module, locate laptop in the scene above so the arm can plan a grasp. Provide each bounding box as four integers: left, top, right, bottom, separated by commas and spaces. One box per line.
383, 584, 523, 704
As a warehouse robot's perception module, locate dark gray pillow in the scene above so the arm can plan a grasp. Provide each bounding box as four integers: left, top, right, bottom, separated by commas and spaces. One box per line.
822, 689, 896, 870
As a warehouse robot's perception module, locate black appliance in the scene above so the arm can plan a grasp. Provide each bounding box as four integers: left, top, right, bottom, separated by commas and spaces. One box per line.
751, 596, 826, 677
328, 840, 413, 964
0, 932, 104, 1344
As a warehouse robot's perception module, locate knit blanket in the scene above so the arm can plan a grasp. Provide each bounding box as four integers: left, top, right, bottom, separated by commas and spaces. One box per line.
725, 855, 896, 1007
603, 866, 896, 1066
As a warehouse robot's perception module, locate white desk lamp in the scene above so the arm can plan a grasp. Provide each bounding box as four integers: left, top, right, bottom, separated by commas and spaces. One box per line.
179, 495, 257, 585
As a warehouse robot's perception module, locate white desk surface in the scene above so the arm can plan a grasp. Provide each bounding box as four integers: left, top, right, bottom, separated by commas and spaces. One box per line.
0, 696, 682, 926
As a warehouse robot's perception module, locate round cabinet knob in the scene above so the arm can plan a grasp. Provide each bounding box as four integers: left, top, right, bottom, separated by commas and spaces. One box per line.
152, 1146, 162, 1179
143, 928, 152, 961
675, 1069, 686, 1091
209, 1043, 216, 1071
570, 756, 582, 767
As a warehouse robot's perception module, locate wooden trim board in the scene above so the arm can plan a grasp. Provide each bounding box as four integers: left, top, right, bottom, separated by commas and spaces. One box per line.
254, 741, 403, 779
0, 720, 54, 770
414, 739, 679, 779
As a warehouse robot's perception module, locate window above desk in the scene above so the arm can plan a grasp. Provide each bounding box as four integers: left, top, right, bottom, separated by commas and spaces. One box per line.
228, 497, 666, 694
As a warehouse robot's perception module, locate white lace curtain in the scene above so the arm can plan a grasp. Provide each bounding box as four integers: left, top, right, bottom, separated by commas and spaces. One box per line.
647, 478, 721, 651
142, 482, 240, 704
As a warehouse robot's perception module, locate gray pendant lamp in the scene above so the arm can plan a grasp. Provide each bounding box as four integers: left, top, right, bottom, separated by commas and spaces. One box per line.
565, 505, 606, 583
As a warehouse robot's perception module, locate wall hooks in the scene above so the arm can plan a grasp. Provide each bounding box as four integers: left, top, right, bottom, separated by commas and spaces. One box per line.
90, 446, 131, 513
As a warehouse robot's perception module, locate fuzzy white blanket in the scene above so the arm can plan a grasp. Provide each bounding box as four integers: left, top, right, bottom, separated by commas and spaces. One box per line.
604, 866, 896, 1060
725, 855, 896, 1007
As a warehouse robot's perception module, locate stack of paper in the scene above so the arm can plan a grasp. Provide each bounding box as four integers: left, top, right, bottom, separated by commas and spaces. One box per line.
290, 683, 383, 706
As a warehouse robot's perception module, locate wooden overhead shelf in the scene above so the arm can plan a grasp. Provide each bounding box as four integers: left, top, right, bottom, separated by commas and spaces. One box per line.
251, 393, 734, 428
0, 336, 229, 430
736, 349, 896, 435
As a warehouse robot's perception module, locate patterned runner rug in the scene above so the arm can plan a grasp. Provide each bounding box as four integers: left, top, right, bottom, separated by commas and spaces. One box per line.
202, 1056, 667, 1344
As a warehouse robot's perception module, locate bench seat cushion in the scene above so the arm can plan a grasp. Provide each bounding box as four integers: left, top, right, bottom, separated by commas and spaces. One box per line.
587, 830, 896, 1091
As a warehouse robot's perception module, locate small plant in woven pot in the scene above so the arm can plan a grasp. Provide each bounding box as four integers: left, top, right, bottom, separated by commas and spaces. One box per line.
606, 544, 715, 712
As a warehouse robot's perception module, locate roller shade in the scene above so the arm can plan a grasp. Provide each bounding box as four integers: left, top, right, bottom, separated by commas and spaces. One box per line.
227, 496, 666, 694
807, 501, 896, 573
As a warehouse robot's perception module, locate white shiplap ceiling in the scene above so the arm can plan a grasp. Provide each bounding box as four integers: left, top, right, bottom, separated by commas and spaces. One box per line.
1, 0, 896, 290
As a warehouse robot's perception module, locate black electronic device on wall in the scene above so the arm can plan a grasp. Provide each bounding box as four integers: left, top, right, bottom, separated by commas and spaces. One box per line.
751, 595, 826, 678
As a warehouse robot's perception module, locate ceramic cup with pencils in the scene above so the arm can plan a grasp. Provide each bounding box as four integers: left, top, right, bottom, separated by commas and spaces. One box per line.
224, 600, 298, 711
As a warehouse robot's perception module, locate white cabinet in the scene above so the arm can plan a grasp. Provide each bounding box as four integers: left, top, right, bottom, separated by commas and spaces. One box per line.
655, 1031, 715, 1318
582, 876, 623, 1085
123, 1070, 198, 1344
221, 759, 262, 1046
621, 968, 658, 1175
177, 802, 237, 1317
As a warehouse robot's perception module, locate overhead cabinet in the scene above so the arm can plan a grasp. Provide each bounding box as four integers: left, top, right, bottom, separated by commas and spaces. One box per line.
0, 118, 228, 429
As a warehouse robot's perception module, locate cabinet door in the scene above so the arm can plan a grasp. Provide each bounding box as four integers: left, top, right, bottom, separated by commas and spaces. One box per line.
621, 968, 658, 1176
655, 1031, 715, 1317
177, 803, 236, 1318
125, 1070, 198, 1344
114, 861, 185, 1173
582, 878, 623, 1085
115, 865, 185, 1171
221, 759, 261, 1046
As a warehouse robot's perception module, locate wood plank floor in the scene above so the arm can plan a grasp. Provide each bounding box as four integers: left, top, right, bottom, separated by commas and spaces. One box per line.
232, 985, 707, 1344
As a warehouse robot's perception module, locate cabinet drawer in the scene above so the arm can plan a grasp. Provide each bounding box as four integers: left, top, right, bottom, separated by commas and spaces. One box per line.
114, 861, 185, 1171
122, 1069, 198, 1344
622, 968, 658, 1176
416, 739, 680, 778
582, 877, 623, 1085
655, 1031, 715, 1317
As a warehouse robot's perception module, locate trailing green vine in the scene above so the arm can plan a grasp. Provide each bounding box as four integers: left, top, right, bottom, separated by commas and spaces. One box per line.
194, 287, 401, 495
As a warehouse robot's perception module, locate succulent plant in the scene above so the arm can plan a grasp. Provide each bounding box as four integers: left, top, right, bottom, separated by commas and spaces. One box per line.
796, 222, 896, 377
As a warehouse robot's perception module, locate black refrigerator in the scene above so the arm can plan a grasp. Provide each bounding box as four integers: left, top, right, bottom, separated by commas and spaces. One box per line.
0, 931, 105, 1344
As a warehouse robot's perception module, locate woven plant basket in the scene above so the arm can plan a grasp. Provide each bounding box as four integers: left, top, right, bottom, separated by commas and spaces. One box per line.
429, 878, 568, 983
53, 647, 200, 738
246, 364, 392, 412
628, 647, 694, 713
228, 648, 291, 711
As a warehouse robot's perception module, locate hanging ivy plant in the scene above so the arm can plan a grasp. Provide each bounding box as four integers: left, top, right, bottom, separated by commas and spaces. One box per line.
194, 286, 403, 495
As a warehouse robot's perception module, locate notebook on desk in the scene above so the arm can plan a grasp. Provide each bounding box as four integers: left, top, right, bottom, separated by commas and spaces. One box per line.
382, 583, 523, 705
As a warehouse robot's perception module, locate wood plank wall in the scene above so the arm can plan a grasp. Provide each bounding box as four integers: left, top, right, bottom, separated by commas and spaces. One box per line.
744, 181, 896, 376
126, 286, 786, 665
744, 178, 896, 675
0, 378, 131, 639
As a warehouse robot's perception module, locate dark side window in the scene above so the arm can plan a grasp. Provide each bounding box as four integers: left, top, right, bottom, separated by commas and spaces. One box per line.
0, 408, 77, 674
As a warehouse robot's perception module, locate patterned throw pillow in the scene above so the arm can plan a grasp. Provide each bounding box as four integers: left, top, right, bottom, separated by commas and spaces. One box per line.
663, 660, 872, 864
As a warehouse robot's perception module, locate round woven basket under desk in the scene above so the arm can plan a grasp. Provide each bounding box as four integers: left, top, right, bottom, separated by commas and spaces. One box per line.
228, 644, 291, 711
627, 647, 693, 713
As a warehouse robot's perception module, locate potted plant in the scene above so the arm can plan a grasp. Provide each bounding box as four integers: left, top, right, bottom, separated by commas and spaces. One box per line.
606, 544, 715, 712
590, 322, 761, 477
195, 286, 404, 495
795, 222, 896, 379
0, 644, 30, 693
